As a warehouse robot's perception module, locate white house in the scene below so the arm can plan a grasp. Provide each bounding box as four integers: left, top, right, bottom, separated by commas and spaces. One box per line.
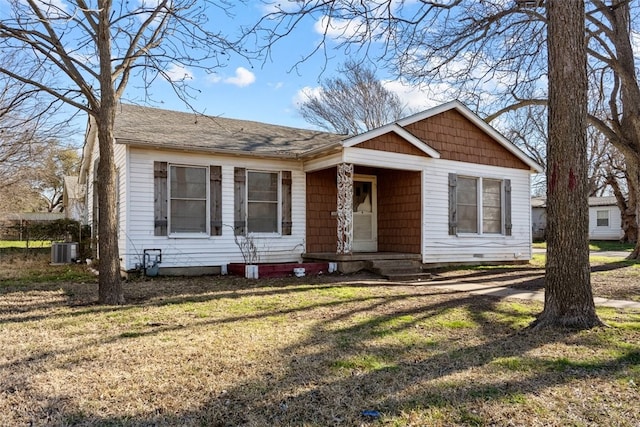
588, 196, 624, 240
530, 196, 624, 241
63, 176, 85, 222
79, 101, 543, 275
531, 197, 547, 241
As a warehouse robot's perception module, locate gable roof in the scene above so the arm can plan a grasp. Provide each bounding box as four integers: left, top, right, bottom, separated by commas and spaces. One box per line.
343, 124, 441, 158
397, 100, 543, 172
80, 101, 543, 182
63, 176, 84, 199
589, 196, 618, 207
112, 103, 344, 158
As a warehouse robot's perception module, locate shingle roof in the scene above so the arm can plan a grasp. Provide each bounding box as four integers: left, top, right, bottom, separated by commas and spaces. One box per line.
589, 196, 618, 207
63, 176, 84, 199
113, 104, 344, 158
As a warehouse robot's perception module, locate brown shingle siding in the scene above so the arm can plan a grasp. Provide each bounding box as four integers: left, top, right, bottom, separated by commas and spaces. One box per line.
306, 168, 337, 253
377, 169, 421, 253
404, 110, 530, 170
357, 132, 430, 157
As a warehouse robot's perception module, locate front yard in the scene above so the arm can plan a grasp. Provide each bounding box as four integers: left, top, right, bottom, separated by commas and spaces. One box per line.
0, 250, 639, 426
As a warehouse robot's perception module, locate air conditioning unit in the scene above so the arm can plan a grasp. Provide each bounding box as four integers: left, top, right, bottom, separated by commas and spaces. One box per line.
51, 242, 79, 264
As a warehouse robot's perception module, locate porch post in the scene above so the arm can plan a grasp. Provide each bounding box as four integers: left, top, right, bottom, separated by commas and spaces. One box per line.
337, 163, 354, 254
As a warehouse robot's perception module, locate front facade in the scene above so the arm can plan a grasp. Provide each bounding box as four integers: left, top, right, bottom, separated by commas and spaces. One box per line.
80, 101, 542, 274
589, 197, 624, 240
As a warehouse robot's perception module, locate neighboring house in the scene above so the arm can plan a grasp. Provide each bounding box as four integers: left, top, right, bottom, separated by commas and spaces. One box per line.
530, 196, 623, 241
79, 101, 543, 275
63, 176, 86, 222
531, 197, 547, 241
588, 196, 624, 240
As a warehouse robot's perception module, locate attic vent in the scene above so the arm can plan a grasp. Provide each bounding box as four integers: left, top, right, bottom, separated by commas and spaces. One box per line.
51, 242, 79, 264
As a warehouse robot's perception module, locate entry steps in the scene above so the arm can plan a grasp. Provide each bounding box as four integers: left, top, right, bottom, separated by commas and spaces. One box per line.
367, 259, 432, 282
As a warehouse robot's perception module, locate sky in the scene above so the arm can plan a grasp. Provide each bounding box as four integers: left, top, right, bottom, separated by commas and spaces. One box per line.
119, 1, 441, 131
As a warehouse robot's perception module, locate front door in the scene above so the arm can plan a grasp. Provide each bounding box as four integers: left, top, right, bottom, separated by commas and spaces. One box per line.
352, 175, 377, 252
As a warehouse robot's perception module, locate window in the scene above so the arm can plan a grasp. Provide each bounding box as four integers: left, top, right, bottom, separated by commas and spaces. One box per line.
170, 165, 208, 234
234, 168, 292, 236
596, 210, 609, 227
247, 171, 279, 233
449, 174, 511, 236
153, 162, 222, 237
482, 179, 503, 234
457, 177, 478, 233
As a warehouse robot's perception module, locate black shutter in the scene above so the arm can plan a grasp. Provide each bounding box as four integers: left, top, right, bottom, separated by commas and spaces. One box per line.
154, 162, 168, 236
281, 171, 292, 235
504, 179, 512, 236
234, 167, 246, 235
448, 173, 458, 235
210, 166, 222, 236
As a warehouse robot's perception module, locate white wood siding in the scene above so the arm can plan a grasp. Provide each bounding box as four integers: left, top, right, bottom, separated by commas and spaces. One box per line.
86, 136, 99, 228
115, 143, 128, 270
422, 159, 532, 263
121, 147, 306, 270
85, 140, 128, 266
588, 205, 623, 240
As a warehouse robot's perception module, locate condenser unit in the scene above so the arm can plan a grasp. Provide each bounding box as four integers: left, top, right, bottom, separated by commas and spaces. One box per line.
51, 242, 79, 264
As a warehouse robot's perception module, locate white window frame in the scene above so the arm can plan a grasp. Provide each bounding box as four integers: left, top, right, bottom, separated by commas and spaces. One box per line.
168, 164, 210, 237
457, 176, 505, 236
596, 209, 610, 227
246, 170, 281, 236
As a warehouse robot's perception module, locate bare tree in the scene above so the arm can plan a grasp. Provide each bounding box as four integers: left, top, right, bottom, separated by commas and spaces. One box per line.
604, 150, 637, 243
0, 1, 242, 304
33, 146, 80, 213
0, 144, 78, 213
0, 55, 67, 192
299, 60, 407, 135
586, 0, 640, 257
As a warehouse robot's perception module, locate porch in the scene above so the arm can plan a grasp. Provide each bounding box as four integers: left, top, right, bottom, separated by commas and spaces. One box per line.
303, 252, 430, 280
305, 165, 423, 254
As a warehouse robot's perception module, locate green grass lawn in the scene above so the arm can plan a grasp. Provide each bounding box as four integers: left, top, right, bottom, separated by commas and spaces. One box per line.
533, 240, 635, 252
1, 252, 639, 426
0, 239, 51, 248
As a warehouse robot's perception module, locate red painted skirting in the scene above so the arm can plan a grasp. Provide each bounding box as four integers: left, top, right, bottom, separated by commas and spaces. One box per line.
227, 262, 329, 278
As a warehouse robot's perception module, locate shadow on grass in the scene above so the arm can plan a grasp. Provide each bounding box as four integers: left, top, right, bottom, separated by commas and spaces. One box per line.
161, 295, 639, 426
2, 264, 640, 425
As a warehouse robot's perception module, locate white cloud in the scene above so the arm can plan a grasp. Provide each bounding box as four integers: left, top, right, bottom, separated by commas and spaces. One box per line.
314, 15, 367, 40
207, 74, 222, 84
223, 67, 256, 87
164, 64, 193, 82
207, 67, 256, 87
260, 1, 302, 14
293, 81, 442, 114
293, 81, 443, 114
19, 0, 68, 18
381, 80, 444, 112
293, 86, 322, 106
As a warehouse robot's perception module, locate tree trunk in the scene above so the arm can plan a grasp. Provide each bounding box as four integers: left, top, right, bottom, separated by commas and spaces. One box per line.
96, 0, 124, 305
607, 166, 638, 245
531, 0, 603, 330
628, 163, 640, 258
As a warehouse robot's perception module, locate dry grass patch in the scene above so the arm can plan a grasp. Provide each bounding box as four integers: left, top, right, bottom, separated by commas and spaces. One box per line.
1, 253, 640, 426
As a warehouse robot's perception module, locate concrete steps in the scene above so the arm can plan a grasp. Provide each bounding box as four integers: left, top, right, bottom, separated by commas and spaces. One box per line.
367, 259, 432, 282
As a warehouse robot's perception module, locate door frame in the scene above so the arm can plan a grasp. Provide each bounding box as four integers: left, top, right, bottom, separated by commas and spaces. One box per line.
352, 174, 378, 252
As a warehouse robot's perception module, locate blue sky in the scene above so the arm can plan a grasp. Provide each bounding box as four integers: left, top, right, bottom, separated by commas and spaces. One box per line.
127, 1, 441, 131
